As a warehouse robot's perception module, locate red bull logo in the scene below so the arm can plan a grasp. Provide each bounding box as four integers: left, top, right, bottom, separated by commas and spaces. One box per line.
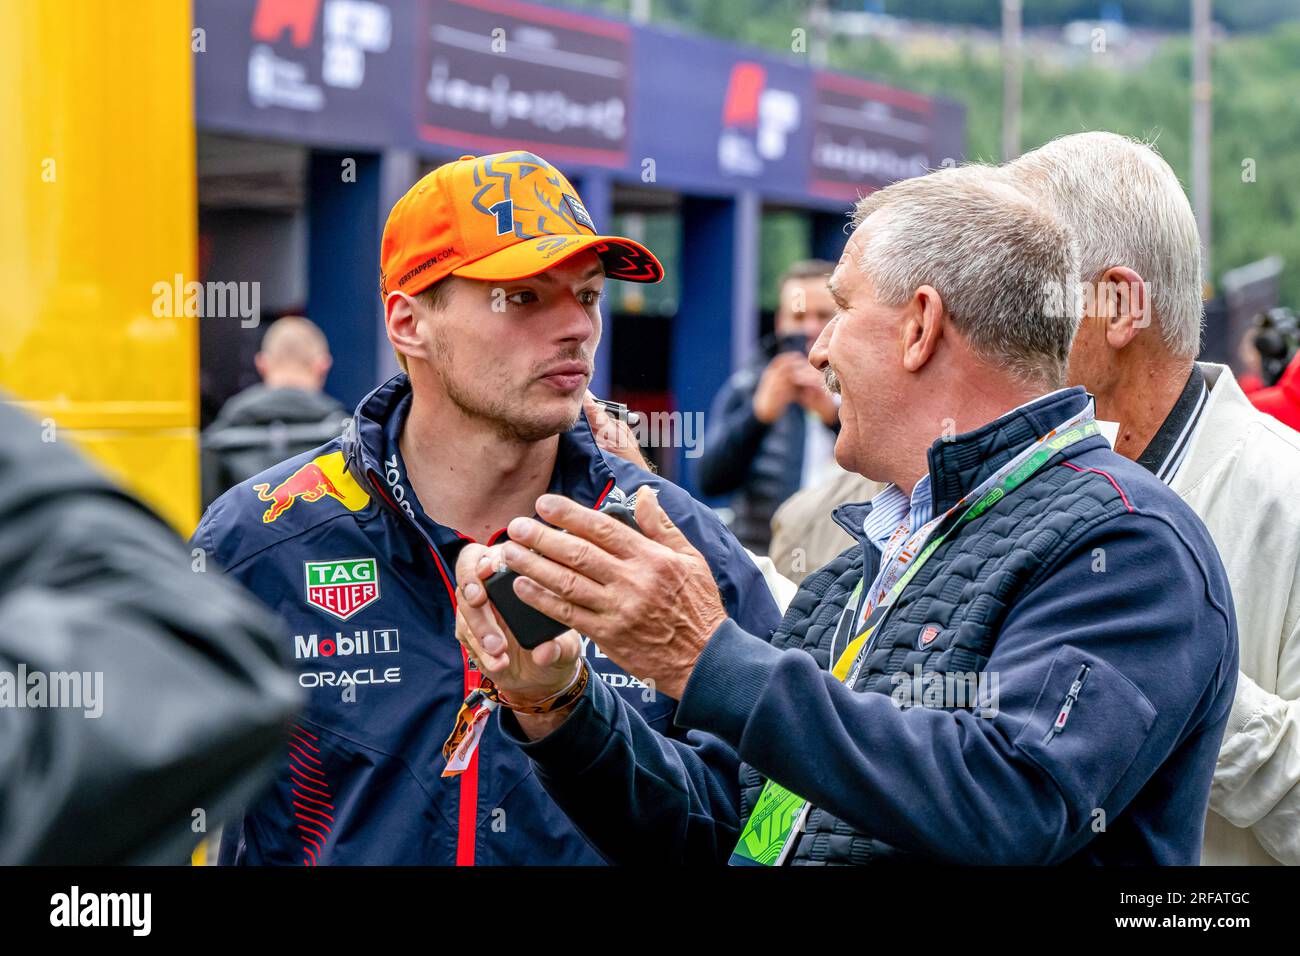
252, 452, 370, 524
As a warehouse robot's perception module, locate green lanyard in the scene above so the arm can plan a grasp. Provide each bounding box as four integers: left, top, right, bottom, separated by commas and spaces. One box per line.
729, 415, 1099, 866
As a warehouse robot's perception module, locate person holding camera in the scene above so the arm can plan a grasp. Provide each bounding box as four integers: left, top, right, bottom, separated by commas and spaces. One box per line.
1249, 310, 1300, 430
695, 260, 840, 552
193, 151, 780, 866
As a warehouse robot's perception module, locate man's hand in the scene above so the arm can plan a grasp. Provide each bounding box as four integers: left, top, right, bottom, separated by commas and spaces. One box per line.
583, 391, 650, 471
453, 542, 583, 708
752, 352, 806, 424
499, 490, 728, 701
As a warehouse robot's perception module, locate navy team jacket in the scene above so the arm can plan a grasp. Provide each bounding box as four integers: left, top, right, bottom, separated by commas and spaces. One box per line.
193, 374, 782, 865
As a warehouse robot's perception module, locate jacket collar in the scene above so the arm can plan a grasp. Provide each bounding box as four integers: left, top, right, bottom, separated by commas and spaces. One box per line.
925, 385, 1094, 514
1168, 363, 1259, 496
830, 385, 1098, 540
344, 373, 617, 544
830, 498, 876, 551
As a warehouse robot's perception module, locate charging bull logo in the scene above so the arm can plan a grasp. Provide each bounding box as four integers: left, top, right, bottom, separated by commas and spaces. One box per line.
253, 451, 370, 524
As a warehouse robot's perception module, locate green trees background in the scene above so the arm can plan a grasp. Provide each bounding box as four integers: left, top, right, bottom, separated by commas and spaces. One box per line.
571, 1, 1300, 309
817, 22, 1300, 307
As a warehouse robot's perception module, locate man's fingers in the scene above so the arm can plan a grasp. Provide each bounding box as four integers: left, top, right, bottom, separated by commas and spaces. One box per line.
582, 391, 608, 429
633, 489, 695, 555
791, 364, 827, 388
770, 351, 805, 374
528, 495, 642, 559
513, 576, 603, 638
455, 542, 491, 588
454, 542, 522, 672
455, 607, 510, 674
529, 629, 581, 669
458, 545, 505, 610
506, 514, 623, 580
531, 638, 562, 668
456, 542, 506, 598
501, 542, 606, 610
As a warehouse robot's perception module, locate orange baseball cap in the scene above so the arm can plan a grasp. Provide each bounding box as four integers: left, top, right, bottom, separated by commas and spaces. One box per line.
380, 150, 663, 298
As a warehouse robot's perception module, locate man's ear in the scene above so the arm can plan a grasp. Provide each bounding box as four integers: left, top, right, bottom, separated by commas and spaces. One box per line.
901, 284, 945, 373
385, 292, 423, 366
1098, 266, 1147, 351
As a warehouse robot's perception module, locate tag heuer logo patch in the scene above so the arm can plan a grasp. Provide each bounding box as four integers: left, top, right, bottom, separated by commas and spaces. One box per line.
305, 558, 380, 621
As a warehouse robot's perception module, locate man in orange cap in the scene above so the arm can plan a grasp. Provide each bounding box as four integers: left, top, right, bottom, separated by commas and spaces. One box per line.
193, 150, 782, 865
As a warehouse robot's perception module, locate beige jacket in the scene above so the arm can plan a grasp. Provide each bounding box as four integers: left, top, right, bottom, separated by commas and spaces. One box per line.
1173, 364, 1300, 865
768, 467, 885, 584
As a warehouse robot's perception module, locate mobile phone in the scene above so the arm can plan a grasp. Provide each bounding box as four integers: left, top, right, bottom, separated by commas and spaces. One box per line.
483, 492, 642, 649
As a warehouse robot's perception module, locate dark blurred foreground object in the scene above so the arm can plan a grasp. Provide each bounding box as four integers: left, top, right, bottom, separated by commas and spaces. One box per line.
0, 399, 302, 864
201, 317, 346, 507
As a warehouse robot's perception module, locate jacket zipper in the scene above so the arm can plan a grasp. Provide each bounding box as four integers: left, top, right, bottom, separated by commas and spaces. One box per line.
1042, 663, 1090, 744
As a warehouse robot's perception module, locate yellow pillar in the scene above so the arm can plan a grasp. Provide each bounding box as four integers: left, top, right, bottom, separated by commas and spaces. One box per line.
0, 0, 200, 533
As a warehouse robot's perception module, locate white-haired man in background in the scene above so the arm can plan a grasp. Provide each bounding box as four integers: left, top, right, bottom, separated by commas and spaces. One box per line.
1006, 131, 1300, 866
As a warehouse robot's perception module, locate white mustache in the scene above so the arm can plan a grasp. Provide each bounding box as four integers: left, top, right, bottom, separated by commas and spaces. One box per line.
823, 366, 841, 395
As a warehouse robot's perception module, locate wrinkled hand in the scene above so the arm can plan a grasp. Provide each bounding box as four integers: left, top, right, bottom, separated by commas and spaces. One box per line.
583, 391, 650, 471
752, 352, 806, 424
500, 490, 728, 701
454, 542, 583, 706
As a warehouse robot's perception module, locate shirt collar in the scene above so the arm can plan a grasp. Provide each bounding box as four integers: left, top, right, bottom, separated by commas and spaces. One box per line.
831, 387, 1098, 554
861, 472, 933, 554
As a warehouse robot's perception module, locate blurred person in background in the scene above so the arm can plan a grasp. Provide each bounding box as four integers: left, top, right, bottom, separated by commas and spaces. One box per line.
1251, 349, 1300, 430
768, 467, 884, 584
1235, 322, 1266, 395
194, 151, 781, 865
0, 398, 300, 863
1248, 308, 1300, 430
1007, 131, 1300, 866
200, 316, 347, 507
695, 260, 839, 552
